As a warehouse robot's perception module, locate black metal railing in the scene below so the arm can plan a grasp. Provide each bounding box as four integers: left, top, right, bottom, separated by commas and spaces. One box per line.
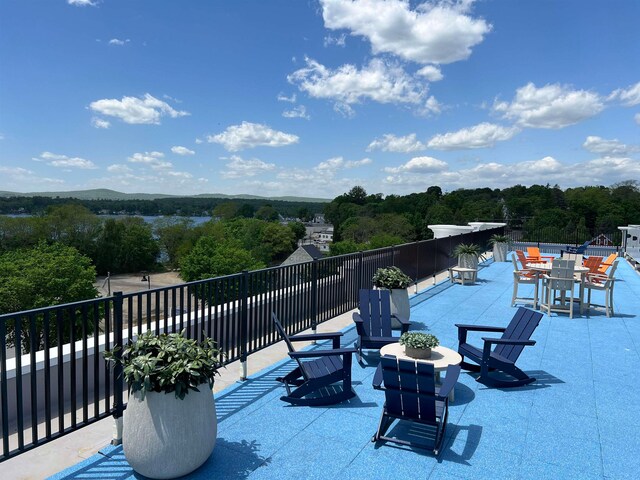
0, 227, 500, 461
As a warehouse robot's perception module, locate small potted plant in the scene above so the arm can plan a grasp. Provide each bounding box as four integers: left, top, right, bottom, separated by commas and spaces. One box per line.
452, 243, 486, 280
488, 234, 510, 262
399, 331, 440, 359
372, 266, 413, 324
105, 330, 222, 479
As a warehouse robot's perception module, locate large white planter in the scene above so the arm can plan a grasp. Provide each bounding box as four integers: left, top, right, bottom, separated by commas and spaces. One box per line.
389, 288, 410, 328
124, 387, 217, 479
428, 225, 474, 239
493, 243, 508, 262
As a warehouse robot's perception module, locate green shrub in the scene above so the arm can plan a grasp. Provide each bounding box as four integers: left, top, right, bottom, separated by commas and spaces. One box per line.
399, 331, 439, 349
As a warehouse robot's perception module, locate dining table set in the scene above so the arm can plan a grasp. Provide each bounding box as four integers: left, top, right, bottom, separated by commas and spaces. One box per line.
513, 248, 619, 318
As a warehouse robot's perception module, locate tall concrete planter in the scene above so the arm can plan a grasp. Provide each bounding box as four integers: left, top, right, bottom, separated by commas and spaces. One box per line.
124, 386, 217, 479
458, 254, 479, 281
389, 288, 410, 328
493, 242, 508, 262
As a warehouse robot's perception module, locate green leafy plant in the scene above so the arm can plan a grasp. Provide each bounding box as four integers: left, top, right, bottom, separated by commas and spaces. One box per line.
488, 234, 510, 246
399, 331, 439, 349
452, 243, 486, 259
104, 330, 223, 400
372, 266, 413, 289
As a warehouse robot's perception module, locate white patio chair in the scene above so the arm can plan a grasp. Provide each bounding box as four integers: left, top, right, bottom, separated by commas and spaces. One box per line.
583, 260, 619, 317
540, 259, 576, 318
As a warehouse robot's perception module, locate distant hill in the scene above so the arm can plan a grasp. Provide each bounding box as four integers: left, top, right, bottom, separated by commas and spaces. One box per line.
0, 189, 330, 203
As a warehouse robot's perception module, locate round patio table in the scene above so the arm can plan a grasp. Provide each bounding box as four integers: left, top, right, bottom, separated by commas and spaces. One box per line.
528, 262, 590, 314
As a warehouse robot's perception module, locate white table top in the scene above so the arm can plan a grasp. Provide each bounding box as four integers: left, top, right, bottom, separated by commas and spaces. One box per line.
379, 343, 462, 371
528, 262, 589, 273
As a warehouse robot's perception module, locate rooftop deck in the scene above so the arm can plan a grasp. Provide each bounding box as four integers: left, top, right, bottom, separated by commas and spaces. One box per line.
46, 256, 640, 479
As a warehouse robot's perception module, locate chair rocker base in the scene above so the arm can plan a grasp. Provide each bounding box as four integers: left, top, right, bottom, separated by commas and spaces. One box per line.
372, 408, 447, 456
460, 358, 535, 388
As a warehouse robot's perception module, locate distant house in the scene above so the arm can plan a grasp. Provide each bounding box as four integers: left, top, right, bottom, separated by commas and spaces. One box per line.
590, 233, 614, 246
281, 244, 324, 266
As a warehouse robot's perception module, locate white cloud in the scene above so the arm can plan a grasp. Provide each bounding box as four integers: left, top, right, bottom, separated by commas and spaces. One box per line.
107, 164, 132, 173
636, 113, 640, 125
277, 93, 297, 103
427, 122, 520, 150
494, 83, 604, 129
68, 0, 98, 6
195, 138, 203, 144
320, 0, 491, 65
282, 105, 310, 119
422, 95, 442, 116
583, 136, 639, 157
288, 57, 426, 111
382, 153, 640, 192
91, 117, 110, 129
207, 121, 299, 151
609, 81, 640, 106
220, 155, 276, 179
416, 65, 443, 82
167, 171, 193, 179
128, 151, 173, 170
315, 156, 372, 174
171, 146, 195, 156
108, 38, 130, 46
367, 133, 425, 152
324, 33, 346, 47
34, 151, 97, 169
384, 156, 448, 174
0, 166, 33, 175
89, 93, 189, 125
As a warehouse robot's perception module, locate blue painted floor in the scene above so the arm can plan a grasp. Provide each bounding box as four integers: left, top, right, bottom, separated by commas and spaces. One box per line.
49, 257, 640, 480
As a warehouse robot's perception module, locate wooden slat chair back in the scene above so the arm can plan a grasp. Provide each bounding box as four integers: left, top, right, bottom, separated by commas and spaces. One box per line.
598, 253, 618, 274
515, 249, 532, 268
359, 289, 393, 338
541, 259, 576, 318
583, 256, 603, 274
527, 246, 555, 263
561, 252, 583, 265
493, 306, 540, 363
352, 289, 410, 363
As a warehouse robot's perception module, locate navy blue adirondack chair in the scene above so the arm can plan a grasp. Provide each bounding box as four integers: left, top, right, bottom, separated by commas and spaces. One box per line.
565, 240, 591, 254
352, 289, 410, 363
456, 307, 543, 388
372, 355, 461, 455
272, 313, 357, 406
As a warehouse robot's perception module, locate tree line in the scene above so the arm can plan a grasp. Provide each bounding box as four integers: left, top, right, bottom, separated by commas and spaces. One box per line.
324, 182, 640, 254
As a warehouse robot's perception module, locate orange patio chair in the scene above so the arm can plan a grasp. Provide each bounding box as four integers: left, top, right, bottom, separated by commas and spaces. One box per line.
526, 246, 554, 263
516, 250, 534, 268
597, 253, 618, 274
583, 256, 603, 275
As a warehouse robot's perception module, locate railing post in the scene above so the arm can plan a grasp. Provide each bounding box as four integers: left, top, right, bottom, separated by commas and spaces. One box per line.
239, 271, 249, 381
415, 241, 420, 294
111, 291, 124, 446
311, 259, 318, 337
357, 251, 364, 290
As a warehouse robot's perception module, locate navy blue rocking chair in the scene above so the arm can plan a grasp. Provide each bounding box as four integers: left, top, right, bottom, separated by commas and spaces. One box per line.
272, 313, 357, 406
353, 289, 410, 363
456, 307, 543, 388
372, 355, 461, 455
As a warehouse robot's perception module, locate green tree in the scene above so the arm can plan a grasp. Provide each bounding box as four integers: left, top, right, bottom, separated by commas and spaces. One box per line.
44, 204, 102, 258
94, 217, 160, 274
254, 205, 279, 221
0, 242, 99, 351
179, 237, 265, 282
288, 221, 307, 242
212, 202, 239, 220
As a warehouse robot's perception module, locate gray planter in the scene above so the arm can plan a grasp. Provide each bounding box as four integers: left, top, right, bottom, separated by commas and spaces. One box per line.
493, 243, 508, 262
124, 386, 217, 479
458, 254, 479, 280
389, 288, 411, 328
405, 346, 432, 359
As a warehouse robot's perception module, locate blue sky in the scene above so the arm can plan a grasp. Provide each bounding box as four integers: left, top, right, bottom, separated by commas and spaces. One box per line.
1, 0, 639, 199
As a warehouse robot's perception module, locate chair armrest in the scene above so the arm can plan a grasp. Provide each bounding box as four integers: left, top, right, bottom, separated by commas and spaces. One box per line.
540, 255, 555, 262
289, 331, 343, 348
392, 314, 411, 333
372, 363, 383, 390
481, 337, 536, 347
456, 324, 507, 333
289, 347, 357, 359
352, 312, 364, 324
438, 364, 461, 399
